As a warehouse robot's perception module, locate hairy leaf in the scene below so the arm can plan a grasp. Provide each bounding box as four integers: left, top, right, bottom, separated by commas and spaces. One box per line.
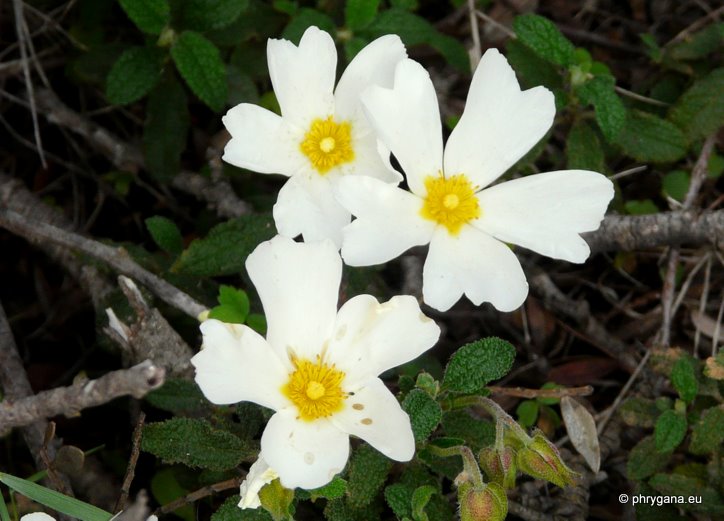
145, 216, 184, 255
669, 68, 724, 140
106, 47, 164, 105
443, 337, 515, 393
119, 0, 170, 34
512, 13, 575, 66
347, 444, 392, 508
614, 110, 688, 163
171, 31, 228, 111
402, 388, 442, 442
654, 409, 687, 453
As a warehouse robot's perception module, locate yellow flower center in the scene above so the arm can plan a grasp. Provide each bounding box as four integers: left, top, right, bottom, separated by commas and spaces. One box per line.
300, 117, 354, 174
282, 357, 346, 421
420, 174, 481, 235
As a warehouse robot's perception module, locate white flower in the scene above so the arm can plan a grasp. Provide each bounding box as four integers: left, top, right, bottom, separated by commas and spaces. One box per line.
222, 26, 406, 246
335, 49, 615, 312
238, 457, 278, 509
191, 236, 440, 493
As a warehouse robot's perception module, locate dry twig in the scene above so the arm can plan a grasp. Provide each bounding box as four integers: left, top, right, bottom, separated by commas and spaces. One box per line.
488, 385, 593, 399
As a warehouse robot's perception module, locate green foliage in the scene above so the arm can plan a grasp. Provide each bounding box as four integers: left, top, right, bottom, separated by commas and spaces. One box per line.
347, 445, 392, 508
662, 170, 690, 202
648, 474, 724, 514
179, 0, 250, 32
443, 337, 515, 393
505, 39, 566, 108
512, 14, 575, 67
411, 485, 436, 521
441, 411, 495, 452
141, 418, 252, 470
258, 479, 295, 521
671, 357, 698, 403
689, 405, 724, 455
145, 216, 184, 255
212, 495, 272, 520
296, 477, 348, 501
667, 23, 724, 61
619, 397, 661, 428
627, 436, 671, 480
282, 9, 336, 43
654, 410, 687, 452
669, 68, 724, 140
173, 215, 276, 276
345, 0, 380, 31
402, 388, 442, 442
515, 400, 539, 428
171, 31, 228, 111
577, 75, 626, 142
614, 110, 688, 163
208, 285, 250, 323
0, 491, 9, 521
565, 120, 605, 172
145, 378, 209, 414
385, 483, 413, 519
0, 473, 112, 521
119, 0, 170, 35
625, 199, 659, 215
106, 47, 164, 105
151, 469, 194, 521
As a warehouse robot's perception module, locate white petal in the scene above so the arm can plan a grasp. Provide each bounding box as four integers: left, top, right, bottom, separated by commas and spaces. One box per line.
261, 409, 349, 489
238, 457, 279, 509
274, 174, 351, 247
246, 236, 341, 361
336, 131, 402, 184
334, 35, 407, 122
423, 227, 529, 312
326, 294, 440, 386
443, 48, 555, 190
267, 26, 336, 127
20, 514, 55, 521
474, 170, 614, 263
221, 104, 304, 175
331, 377, 415, 461
361, 59, 443, 196
191, 320, 289, 410
336, 176, 434, 266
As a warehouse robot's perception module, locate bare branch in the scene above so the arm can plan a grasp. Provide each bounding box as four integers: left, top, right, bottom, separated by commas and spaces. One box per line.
172, 171, 252, 219
488, 385, 594, 399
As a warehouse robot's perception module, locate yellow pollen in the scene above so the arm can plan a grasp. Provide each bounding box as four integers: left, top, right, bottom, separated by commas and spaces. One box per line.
420, 173, 481, 235
282, 357, 346, 421
300, 117, 354, 175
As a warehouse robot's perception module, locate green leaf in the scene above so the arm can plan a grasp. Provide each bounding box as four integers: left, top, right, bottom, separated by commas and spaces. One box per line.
662, 170, 690, 202
145, 378, 209, 414
566, 120, 606, 172
669, 68, 724, 141
0, 473, 112, 521
402, 388, 442, 442
667, 23, 724, 61
345, 0, 380, 31
246, 313, 267, 335
208, 285, 250, 324
619, 397, 661, 428
411, 485, 436, 521
385, 483, 414, 519
689, 405, 724, 455
145, 216, 184, 255
627, 436, 671, 480
296, 477, 348, 501
143, 74, 189, 182
441, 410, 495, 452
150, 469, 194, 521
516, 400, 539, 428
347, 444, 392, 508
171, 31, 228, 111
179, 0, 250, 32
258, 479, 294, 521
106, 47, 164, 105
443, 337, 515, 393
577, 75, 626, 142
0, 489, 9, 521
654, 410, 687, 452
282, 9, 336, 43
212, 495, 272, 520
624, 199, 659, 215
119, 0, 170, 34
649, 474, 724, 514
613, 110, 688, 163
141, 418, 251, 470
512, 14, 575, 66
173, 215, 276, 277
671, 357, 698, 403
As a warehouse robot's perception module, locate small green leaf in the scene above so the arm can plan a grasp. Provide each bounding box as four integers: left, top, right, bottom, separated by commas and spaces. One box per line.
512, 13, 575, 66
150, 469, 194, 521
209, 285, 250, 324
671, 357, 698, 403
619, 397, 661, 428
443, 337, 515, 393
662, 170, 690, 202
441, 410, 495, 452
566, 120, 606, 172
145, 216, 184, 255
411, 485, 436, 521
141, 418, 252, 470
171, 31, 228, 111
669, 68, 724, 141
282, 9, 336, 43
402, 388, 442, 442
347, 444, 392, 508
654, 410, 687, 452
516, 400, 539, 428
345, 0, 380, 31
627, 436, 671, 480
689, 405, 724, 455
385, 483, 414, 519
119, 0, 170, 35
145, 378, 209, 414
624, 199, 659, 215
173, 215, 276, 277
296, 477, 348, 501
577, 75, 627, 142
258, 479, 294, 521
212, 495, 272, 520
667, 23, 724, 62
614, 110, 688, 163
106, 47, 164, 105
246, 313, 267, 335
0, 473, 112, 521
179, 0, 250, 32
0, 490, 9, 521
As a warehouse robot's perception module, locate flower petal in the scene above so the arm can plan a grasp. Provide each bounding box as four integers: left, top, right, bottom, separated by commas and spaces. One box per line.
331, 377, 415, 461
238, 457, 279, 509
274, 174, 351, 247
474, 170, 614, 263
334, 35, 407, 122
191, 320, 289, 410
361, 59, 443, 196
443, 49, 555, 190
261, 409, 349, 489
423, 227, 528, 312
267, 26, 336, 127
246, 236, 341, 361
20, 514, 56, 521
221, 104, 304, 175
337, 131, 402, 184
327, 294, 440, 386
336, 176, 434, 266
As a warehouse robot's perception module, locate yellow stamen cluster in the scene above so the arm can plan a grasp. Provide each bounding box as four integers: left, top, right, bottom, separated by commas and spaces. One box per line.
420, 174, 481, 235
300, 117, 354, 174
282, 356, 346, 421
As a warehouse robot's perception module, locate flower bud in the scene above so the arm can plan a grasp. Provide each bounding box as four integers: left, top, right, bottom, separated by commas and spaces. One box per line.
478, 446, 517, 489
516, 433, 577, 488
458, 482, 507, 521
